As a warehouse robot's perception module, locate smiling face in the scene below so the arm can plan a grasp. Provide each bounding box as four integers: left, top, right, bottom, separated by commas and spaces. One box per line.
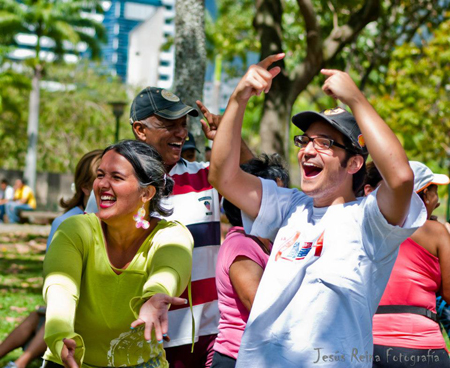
93, 150, 145, 225
298, 121, 358, 207
135, 114, 188, 168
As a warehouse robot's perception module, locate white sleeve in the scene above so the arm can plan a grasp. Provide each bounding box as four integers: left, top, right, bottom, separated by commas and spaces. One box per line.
84, 190, 98, 214
242, 178, 303, 241
362, 187, 427, 261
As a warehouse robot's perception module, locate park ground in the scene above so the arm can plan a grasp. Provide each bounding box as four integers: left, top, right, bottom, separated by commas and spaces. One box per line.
0, 222, 449, 367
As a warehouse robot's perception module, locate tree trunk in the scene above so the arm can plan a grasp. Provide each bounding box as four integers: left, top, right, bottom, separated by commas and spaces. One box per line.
256, 0, 381, 158
24, 65, 42, 192
173, 0, 206, 159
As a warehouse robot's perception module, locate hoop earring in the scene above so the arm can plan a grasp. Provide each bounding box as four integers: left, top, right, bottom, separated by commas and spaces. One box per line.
133, 203, 150, 229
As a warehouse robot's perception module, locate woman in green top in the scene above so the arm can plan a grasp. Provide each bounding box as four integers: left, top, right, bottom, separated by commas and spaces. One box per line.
43, 140, 194, 368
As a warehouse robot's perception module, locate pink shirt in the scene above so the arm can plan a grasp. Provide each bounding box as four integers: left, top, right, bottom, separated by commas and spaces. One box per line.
214, 227, 270, 359
373, 237, 445, 349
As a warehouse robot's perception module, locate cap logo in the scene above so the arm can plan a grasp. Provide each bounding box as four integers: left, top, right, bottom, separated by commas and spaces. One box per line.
323, 107, 346, 116
186, 135, 190, 141
358, 134, 365, 148
161, 90, 180, 102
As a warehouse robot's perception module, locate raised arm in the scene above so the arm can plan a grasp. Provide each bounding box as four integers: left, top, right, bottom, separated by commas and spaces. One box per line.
209, 54, 284, 219
321, 70, 414, 226
196, 100, 254, 164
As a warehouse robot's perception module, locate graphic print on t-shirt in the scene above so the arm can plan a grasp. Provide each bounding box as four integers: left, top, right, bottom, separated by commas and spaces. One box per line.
275, 231, 324, 262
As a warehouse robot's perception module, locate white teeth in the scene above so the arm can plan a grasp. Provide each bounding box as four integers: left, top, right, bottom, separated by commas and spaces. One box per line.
303, 162, 320, 168
170, 142, 182, 147
101, 195, 115, 201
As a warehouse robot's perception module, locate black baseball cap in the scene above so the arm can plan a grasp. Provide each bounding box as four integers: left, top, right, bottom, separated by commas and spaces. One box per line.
130, 87, 198, 124
292, 107, 367, 154
182, 132, 200, 153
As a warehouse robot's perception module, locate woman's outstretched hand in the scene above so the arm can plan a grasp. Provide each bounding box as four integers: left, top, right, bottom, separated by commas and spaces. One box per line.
61, 338, 79, 368
130, 293, 188, 342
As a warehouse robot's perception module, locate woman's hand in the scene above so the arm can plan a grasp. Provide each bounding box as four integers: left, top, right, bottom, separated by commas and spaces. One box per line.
130, 293, 187, 342
61, 338, 79, 368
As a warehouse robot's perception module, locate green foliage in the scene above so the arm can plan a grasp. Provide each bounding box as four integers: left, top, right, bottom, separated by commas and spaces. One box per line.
371, 18, 450, 164
0, 62, 131, 173
205, 0, 259, 75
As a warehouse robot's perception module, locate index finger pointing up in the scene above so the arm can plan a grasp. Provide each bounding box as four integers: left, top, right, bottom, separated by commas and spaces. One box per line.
320, 69, 339, 76
257, 53, 285, 70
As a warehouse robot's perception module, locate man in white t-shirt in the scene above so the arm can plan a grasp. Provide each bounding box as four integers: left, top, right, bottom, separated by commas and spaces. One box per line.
208, 54, 426, 367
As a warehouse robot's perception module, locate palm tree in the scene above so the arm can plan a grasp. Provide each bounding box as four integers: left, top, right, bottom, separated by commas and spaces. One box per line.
0, 0, 106, 191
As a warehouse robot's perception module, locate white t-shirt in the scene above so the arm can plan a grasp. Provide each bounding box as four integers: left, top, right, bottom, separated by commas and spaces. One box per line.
237, 178, 426, 367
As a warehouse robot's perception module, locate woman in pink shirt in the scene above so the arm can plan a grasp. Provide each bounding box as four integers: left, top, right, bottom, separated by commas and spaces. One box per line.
212, 154, 289, 368
366, 161, 450, 367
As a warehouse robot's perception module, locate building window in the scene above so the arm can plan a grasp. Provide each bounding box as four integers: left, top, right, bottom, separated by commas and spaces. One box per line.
114, 23, 120, 35
159, 74, 169, 81
164, 5, 173, 10
113, 38, 119, 49
164, 18, 173, 24
160, 60, 170, 66
124, 3, 156, 21
115, 2, 121, 17
112, 53, 118, 64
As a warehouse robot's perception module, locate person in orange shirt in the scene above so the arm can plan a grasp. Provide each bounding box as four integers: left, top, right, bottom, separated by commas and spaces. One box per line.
5, 178, 36, 223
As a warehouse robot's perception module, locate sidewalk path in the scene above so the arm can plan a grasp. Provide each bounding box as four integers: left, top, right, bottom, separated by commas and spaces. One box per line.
0, 223, 50, 235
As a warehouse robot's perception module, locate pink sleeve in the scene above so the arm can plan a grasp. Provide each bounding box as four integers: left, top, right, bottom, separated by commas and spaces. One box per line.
222, 232, 269, 273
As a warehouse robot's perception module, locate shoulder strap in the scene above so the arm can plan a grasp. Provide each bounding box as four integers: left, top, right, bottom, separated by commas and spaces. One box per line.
376, 305, 437, 323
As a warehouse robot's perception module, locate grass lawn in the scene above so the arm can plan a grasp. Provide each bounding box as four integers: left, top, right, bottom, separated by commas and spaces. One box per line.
0, 230, 47, 368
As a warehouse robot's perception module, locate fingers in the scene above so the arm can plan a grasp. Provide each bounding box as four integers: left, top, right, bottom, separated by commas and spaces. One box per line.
200, 119, 210, 133
63, 338, 77, 350
130, 317, 145, 329
169, 296, 188, 306
196, 100, 210, 116
258, 53, 285, 70
153, 317, 163, 343
320, 69, 339, 76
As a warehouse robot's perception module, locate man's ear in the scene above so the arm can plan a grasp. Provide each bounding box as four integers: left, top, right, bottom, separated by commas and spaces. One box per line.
347, 155, 364, 175
142, 185, 156, 203
133, 121, 147, 142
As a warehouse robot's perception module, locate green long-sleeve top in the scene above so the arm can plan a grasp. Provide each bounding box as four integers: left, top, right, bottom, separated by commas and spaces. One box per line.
43, 214, 193, 368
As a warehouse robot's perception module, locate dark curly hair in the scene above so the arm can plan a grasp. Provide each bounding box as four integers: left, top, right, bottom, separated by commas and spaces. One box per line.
102, 140, 174, 217
223, 154, 290, 227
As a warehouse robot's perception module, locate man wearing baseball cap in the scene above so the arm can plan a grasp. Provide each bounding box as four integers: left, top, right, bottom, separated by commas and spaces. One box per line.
209, 54, 427, 367
181, 132, 200, 162
129, 87, 253, 367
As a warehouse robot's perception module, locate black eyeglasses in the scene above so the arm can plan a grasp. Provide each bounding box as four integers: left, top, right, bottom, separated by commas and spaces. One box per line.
293, 135, 352, 152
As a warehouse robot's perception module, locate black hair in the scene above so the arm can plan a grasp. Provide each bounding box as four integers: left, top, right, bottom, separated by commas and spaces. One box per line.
102, 140, 174, 217
1, 179, 8, 185
340, 134, 368, 195
223, 154, 290, 227
364, 161, 383, 188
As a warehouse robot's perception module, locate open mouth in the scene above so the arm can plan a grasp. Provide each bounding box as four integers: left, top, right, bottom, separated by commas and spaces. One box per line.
168, 142, 183, 150
99, 194, 116, 208
302, 162, 323, 178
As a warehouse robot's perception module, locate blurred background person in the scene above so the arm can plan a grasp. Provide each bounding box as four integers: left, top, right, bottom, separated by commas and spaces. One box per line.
0, 179, 14, 222
370, 161, 450, 367
212, 154, 289, 368
0, 150, 102, 368
43, 140, 193, 368
47, 149, 102, 249
205, 146, 212, 162
181, 132, 200, 163
5, 179, 36, 223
